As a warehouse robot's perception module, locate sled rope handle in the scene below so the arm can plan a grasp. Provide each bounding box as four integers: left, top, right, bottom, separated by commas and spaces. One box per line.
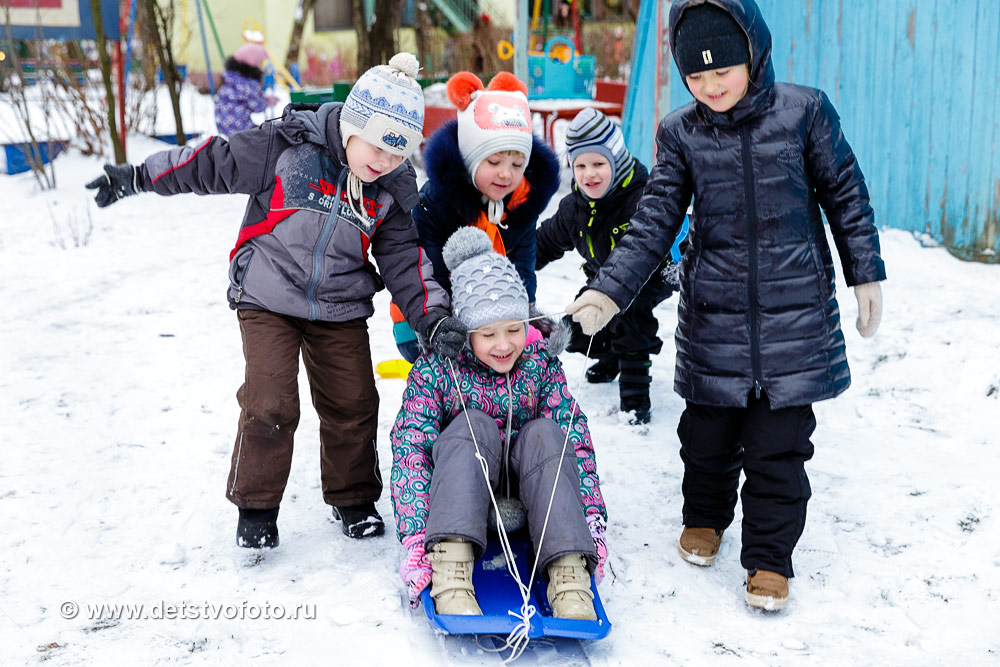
445, 330, 594, 664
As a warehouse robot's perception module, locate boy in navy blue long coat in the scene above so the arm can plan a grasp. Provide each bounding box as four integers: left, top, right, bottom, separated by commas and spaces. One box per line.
566, 0, 885, 610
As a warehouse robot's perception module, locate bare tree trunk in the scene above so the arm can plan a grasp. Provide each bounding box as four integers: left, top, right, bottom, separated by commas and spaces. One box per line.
144, 0, 186, 146
89, 0, 125, 162
286, 0, 316, 70
413, 1, 432, 74
353, 0, 398, 72
369, 1, 399, 68
0, 16, 56, 189
352, 0, 371, 72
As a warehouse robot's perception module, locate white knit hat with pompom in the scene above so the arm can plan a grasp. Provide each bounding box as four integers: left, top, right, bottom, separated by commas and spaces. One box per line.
340, 52, 424, 158
443, 227, 529, 331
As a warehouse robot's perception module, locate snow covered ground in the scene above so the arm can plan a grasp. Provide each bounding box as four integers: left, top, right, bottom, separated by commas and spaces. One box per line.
2, 138, 999, 666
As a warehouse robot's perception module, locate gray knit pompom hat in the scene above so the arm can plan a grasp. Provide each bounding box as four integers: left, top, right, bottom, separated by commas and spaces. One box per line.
442, 227, 529, 331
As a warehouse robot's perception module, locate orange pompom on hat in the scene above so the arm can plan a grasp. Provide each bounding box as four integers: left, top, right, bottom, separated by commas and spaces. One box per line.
446, 71, 533, 185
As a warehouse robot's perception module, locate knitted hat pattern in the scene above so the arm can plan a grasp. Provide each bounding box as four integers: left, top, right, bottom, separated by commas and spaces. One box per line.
447, 71, 534, 185
340, 52, 425, 158
565, 107, 635, 195
673, 3, 750, 77
442, 227, 529, 332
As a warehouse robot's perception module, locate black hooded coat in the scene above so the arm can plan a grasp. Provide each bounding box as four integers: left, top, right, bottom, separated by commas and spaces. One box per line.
412, 120, 561, 303
590, 0, 886, 409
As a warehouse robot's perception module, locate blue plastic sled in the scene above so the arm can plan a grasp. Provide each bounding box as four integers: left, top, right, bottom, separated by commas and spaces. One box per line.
420, 535, 611, 640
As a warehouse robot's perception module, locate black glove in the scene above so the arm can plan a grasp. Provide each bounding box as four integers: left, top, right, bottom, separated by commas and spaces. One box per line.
86, 163, 146, 208
428, 314, 468, 360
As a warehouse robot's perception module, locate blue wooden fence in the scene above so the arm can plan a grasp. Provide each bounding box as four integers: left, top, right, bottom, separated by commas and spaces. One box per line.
624, 0, 1000, 261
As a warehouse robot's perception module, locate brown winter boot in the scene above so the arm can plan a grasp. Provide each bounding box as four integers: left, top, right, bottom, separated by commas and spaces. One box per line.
745, 569, 789, 611
547, 554, 597, 620
678, 527, 723, 566
428, 538, 482, 615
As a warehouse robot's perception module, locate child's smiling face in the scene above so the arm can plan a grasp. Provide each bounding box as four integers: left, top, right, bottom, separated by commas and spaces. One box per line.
345, 135, 405, 183
572, 152, 614, 199
470, 319, 526, 373
473, 151, 527, 201
685, 64, 750, 113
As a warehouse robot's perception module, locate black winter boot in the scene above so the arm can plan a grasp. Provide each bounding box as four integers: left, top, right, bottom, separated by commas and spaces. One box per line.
619, 355, 652, 424
332, 502, 385, 539
586, 357, 620, 384
237, 507, 279, 549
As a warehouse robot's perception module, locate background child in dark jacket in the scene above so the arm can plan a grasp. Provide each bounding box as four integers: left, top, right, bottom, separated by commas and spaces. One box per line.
214, 42, 279, 136
391, 227, 607, 619
87, 54, 467, 549
389, 71, 561, 362
566, 0, 885, 610
537, 108, 684, 425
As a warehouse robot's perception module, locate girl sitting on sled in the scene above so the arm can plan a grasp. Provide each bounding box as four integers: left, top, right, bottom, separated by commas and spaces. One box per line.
390, 227, 608, 619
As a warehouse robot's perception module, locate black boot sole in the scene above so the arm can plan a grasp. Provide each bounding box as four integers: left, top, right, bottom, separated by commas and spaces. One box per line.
332, 507, 385, 539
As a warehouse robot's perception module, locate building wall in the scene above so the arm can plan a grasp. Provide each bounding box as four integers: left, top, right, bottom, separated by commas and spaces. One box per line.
170, 1, 417, 77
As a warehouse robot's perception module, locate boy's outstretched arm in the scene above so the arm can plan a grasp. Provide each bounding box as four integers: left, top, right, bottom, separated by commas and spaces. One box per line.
410, 192, 452, 293
370, 188, 458, 352
143, 131, 274, 197
87, 128, 278, 210
805, 91, 886, 337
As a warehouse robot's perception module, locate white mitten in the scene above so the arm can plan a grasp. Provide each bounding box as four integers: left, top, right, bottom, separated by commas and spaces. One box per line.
854, 282, 883, 338
566, 290, 620, 336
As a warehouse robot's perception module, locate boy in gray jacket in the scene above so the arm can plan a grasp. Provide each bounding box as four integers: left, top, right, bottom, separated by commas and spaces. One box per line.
87, 54, 467, 548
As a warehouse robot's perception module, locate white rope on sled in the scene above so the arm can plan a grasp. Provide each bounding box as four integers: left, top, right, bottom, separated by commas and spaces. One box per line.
443, 323, 594, 664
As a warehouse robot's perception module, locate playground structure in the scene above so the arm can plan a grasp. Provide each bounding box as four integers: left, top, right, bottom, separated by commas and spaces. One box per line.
497, 0, 595, 99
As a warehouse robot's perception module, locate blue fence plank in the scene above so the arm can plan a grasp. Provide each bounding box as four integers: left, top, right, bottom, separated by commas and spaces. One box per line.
966, 0, 1000, 255
942, 0, 975, 247
888, 0, 918, 235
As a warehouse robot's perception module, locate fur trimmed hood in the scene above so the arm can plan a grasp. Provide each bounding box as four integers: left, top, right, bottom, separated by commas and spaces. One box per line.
421, 120, 560, 230
223, 56, 264, 82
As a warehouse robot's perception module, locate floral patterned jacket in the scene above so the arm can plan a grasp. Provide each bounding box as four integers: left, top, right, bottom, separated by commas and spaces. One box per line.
390, 341, 606, 541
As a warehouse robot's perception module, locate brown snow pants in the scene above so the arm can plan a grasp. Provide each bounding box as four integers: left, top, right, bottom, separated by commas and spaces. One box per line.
226, 309, 380, 510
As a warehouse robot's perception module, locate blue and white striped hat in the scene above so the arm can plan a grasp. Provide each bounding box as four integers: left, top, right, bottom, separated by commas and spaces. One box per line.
565, 108, 635, 194
340, 53, 424, 159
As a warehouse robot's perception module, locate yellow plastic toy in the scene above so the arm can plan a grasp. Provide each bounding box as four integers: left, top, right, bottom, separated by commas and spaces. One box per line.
376, 359, 414, 380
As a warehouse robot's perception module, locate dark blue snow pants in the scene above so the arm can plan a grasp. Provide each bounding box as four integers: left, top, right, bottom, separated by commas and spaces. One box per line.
677, 391, 816, 578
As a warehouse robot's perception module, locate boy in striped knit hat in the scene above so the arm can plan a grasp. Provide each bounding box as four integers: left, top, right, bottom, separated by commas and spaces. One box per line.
537, 108, 684, 425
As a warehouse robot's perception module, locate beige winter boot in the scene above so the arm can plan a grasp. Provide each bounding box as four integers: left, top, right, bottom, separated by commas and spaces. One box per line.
678, 527, 724, 566
428, 538, 482, 615
745, 569, 789, 611
546, 554, 597, 620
